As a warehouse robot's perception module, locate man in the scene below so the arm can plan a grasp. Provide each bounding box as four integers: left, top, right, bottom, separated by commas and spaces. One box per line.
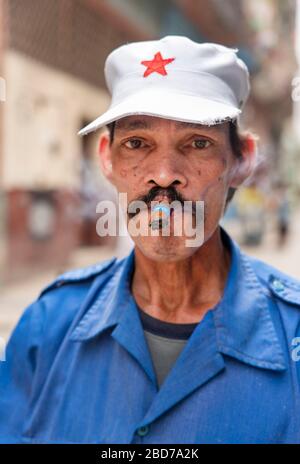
1, 36, 300, 444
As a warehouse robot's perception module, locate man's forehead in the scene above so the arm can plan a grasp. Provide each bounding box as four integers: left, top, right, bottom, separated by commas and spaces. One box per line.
114, 116, 229, 133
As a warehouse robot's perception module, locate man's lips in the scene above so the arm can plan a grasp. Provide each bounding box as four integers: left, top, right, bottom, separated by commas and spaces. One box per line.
127, 196, 196, 218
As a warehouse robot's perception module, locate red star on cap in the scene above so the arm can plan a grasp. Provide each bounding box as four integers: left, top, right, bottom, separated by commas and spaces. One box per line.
141, 52, 175, 78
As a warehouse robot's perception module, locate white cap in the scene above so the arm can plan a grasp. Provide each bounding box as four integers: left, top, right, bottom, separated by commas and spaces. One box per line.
78, 35, 250, 136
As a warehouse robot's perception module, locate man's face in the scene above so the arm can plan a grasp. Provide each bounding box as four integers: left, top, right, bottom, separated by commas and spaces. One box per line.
99, 115, 244, 261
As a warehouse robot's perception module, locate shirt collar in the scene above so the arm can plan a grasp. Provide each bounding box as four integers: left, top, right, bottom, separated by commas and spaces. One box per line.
214, 227, 286, 371
70, 251, 136, 340
70, 226, 286, 371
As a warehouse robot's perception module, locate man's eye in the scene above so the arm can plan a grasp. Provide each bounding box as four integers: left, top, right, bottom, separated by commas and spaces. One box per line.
191, 139, 211, 149
124, 139, 144, 149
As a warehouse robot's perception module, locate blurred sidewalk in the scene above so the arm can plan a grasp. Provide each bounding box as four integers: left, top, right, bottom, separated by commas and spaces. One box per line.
241, 206, 300, 277
1, 208, 300, 341
0, 245, 116, 342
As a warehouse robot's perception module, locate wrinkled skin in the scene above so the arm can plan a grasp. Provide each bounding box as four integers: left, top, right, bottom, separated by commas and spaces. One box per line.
98, 115, 256, 323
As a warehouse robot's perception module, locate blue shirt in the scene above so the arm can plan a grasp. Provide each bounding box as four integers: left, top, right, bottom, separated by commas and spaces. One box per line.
1, 226, 300, 444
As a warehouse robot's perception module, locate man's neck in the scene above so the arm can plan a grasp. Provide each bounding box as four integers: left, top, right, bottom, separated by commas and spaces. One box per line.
131, 226, 231, 324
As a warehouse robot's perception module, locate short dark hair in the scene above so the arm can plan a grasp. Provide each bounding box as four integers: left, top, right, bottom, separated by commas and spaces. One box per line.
106, 119, 247, 209
226, 119, 245, 208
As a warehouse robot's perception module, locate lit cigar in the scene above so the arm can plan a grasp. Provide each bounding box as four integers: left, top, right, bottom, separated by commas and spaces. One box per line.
150, 203, 171, 230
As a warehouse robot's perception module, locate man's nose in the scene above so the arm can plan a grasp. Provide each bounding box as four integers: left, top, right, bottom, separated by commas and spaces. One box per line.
143, 152, 188, 189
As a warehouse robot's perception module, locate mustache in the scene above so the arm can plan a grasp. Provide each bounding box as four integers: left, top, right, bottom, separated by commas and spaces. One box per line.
127, 186, 197, 219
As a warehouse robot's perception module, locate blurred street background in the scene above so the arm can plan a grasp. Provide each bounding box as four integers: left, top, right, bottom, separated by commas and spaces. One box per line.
1, 0, 300, 340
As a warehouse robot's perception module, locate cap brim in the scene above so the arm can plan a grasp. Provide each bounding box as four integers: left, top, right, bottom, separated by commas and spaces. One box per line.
78, 90, 241, 136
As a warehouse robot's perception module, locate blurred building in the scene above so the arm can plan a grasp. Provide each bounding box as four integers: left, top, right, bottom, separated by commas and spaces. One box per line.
0, 0, 298, 281
242, 0, 298, 196
0, 0, 151, 280
291, 0, 300, 191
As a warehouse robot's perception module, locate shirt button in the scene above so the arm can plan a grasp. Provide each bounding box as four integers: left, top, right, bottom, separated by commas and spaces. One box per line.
272, 279, 285, 292
137, 425, 150, 437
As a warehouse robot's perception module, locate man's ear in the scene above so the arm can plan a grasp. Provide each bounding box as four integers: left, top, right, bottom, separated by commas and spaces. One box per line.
98, 130, 113, 181
229, 133, 258, 188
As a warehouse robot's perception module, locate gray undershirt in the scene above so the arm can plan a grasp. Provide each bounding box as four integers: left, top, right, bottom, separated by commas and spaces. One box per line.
138, 308, 198, 388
